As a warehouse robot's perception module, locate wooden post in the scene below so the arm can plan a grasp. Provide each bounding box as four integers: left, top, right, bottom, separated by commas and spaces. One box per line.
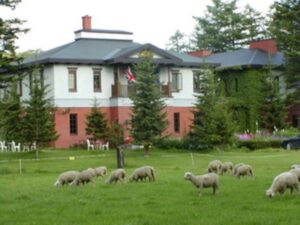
19, 159, 22, 175
116, 146, 125, 168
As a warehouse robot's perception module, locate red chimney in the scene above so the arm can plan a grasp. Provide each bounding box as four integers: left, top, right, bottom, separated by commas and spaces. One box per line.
188, 50, 212, 57
249, 39, 277, 54
82, 15, 92, 30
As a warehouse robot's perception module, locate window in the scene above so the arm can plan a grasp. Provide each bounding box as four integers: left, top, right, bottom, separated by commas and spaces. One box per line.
171, 70, 182, 92
93, 68, 102, 92
17, 79, 23, 96
234, 78, 238, 92
68, 68, 77, 92
193, 70, 202, 93
69, 114, 78, 135
174, 112, 180, 133
292, 115, 299, 128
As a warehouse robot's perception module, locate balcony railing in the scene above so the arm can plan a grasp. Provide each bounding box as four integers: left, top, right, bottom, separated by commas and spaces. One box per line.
111, 83, 172, 98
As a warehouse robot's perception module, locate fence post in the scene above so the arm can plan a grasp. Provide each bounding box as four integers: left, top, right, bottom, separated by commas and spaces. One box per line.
19, 159, 22, 175
190, 153, 195, 168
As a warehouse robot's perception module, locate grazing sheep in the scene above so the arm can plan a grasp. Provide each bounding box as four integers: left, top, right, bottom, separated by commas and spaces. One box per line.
290, 167, 300, 181
290, 164, 300, 170
232, 163, 245, 176
234, 164, 253, 179
266, 171, 299, 198
129, 166, 155, 182
184, 172, 219, 196
94, 166, 107, 177
208, 160, 222, 174
54, 170, 79, 187
106, 169, 126, 184
70, 168, 95, 186
221, 162, 234, 175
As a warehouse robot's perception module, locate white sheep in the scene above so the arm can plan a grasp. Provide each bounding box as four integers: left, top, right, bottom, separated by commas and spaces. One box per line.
232, 163, 245, 176
266, 171, 300, 198
290, 164, 300, 170
234, 164, 253, 179
94, 166, 107, 177
208, 160, 222, 174
290, 167, 300, 181
70, 168, 95, 186
221, 162, 234, 175
184, 172, 219, 196
106, 168, 126, 184
54, 170, 79, 187
129, 166, 155, 182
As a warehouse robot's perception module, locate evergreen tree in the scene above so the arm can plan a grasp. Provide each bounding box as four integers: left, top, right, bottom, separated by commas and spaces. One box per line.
166, 30, 190, 53
107, 121, 124, 148
85, 98, 108, 143
192, 0, 266, 52
130, 51, 168, 156
0, 0, 28, 88
269, 0, 300, 103
22, 68, 58, 158
191, 67, 235, 147
0, 79, 23, 142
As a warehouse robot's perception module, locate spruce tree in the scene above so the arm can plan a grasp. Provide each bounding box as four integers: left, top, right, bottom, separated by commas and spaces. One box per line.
191, 67, 235, 148
85, 98, 108, 143
0, 0, 28, 88
130, 51, 168, 156
166, 30, 190, 53
22, 68, 58, 158
269, 0, 300, 104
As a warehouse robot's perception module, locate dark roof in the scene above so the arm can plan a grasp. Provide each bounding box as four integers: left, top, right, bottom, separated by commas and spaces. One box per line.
22, 38, 216, 67
205, 49, 284, 70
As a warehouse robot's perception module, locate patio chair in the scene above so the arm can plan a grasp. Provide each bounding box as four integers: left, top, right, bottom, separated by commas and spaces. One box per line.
86, 139, 95, 151
11, 141, 21, 152
0, 141, 8, 152
101, 141, 109, 151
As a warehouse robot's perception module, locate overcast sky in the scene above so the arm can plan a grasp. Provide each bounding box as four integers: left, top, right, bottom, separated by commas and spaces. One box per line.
1, 0, 275, 52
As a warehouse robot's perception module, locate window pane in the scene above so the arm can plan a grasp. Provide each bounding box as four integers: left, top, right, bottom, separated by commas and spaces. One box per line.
172, 71, 179, 92
68, 69, 77, 92
93, 69, 101, 92
69, 113, 78, 135
193, 71, 201, 93
174, 112, 180, 132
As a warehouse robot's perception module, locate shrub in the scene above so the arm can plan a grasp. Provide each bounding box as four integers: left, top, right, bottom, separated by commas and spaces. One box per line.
237, 138, 282, 150
273, 127, 299, 137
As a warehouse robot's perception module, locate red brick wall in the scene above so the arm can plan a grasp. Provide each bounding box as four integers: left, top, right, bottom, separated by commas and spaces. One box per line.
249, 39, 277, 54
287, 104, 300, 127
53, 106, 195, 148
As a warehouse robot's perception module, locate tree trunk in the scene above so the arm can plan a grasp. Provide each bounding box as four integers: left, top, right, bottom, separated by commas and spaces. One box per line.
116, 146, 124, 168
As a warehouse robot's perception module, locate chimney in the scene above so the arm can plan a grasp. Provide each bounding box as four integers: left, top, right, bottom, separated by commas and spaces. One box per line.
188, 50, 212, 57
82, 15, 92, 30
249, 39, 277, 54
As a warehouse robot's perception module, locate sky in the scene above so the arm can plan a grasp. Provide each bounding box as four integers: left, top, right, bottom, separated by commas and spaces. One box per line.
1, 0, 276, 52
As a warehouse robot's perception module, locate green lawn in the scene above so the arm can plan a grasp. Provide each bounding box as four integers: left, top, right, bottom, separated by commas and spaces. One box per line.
1, 148, 300, 225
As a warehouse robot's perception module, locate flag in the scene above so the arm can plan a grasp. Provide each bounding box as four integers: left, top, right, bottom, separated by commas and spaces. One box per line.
126, 66, 136, 83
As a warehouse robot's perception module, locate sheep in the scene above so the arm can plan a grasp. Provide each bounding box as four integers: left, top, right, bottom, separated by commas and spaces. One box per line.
94, 166, 107, 177
234, 164, 253, 179
290, 164, 300, 170
54, 170, 79, 187
232, 163, 245, 176
266, 171, 300, 198
207, 160, 222, 174
184, 172, 219, 196
221, 162, 234, 175
129, 166, 155, 182
290, 167, 300, 181
106, 168, 126, 184
70, 168, 95, 186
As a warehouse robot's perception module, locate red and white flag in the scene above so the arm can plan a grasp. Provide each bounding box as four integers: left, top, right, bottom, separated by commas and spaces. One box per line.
126, 66, 136, 82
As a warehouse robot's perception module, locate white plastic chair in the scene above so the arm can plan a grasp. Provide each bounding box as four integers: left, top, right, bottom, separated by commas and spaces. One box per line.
31, 141, 37, 151
101, 141, 109, 151
0, 141, 8, 152
86, 139, 94, 151
11, 141, 21, 152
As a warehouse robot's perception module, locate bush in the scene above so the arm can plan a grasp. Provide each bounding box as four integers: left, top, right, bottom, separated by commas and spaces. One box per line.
237, 138, 282, 150
153, 137, 209, 151
273, 127, 299, 137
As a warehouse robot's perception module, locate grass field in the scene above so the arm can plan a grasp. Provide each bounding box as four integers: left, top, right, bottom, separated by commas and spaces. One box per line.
1, 148, 300, 225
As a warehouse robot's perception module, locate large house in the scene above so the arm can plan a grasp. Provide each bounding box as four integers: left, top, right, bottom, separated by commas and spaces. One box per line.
21, 16, 215, 148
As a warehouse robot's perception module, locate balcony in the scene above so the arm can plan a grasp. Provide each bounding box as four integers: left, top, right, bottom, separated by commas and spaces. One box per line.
111, 83, 172, 98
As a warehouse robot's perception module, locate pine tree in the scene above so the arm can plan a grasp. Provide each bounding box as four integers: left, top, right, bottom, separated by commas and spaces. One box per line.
191, 67, 235, 148
85, 98, 108, 143
130, 51, 168, 156
269, 0, 300, 103
192, 0, 266, 52
0, 0, 28, 88
22, 68, 58, 158
0, 79, 23, 142
166, 30, 190, 53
